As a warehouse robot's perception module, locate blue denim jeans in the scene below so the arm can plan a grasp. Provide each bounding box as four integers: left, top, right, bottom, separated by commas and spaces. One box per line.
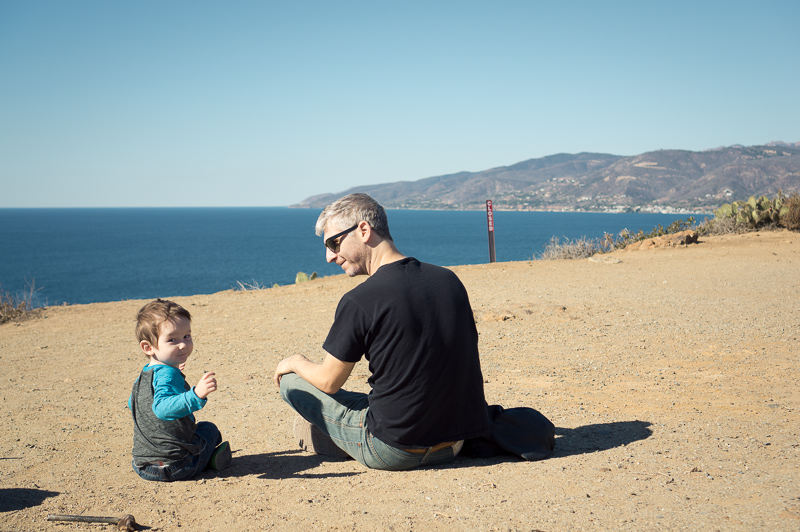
132, 421, 222, 482
280, 373, 460, 471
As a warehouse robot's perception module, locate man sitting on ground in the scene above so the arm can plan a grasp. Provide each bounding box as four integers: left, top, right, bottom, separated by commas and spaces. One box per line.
273, 193, 490, 470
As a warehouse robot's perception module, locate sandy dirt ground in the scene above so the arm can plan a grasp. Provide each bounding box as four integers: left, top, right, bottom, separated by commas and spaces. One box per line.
1, 230, 799, 531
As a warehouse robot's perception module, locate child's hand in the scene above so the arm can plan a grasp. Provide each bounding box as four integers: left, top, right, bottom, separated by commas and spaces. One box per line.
194, 372, 217, 399
179, 363, 186, 372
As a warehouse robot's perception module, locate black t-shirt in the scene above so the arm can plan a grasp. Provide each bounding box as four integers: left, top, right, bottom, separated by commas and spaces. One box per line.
323, 257, 490, 448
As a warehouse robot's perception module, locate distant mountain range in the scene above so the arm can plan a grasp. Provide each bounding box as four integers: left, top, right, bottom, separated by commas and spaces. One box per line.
294, 142, 800, 213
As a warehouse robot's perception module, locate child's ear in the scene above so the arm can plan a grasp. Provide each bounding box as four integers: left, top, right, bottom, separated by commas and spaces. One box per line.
140, 340, 155, 356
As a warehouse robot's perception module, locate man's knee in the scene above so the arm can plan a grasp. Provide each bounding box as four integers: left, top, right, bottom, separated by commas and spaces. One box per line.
280, 373, 320, 408
279, 372, 302, 398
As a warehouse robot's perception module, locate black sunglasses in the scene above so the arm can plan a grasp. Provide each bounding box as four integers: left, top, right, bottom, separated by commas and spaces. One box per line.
324, 224, 358, 253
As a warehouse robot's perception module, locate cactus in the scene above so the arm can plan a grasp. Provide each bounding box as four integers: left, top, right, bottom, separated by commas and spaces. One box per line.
714, 193, 787, 229
295, 271, 319, 283
714, 203, 733, 218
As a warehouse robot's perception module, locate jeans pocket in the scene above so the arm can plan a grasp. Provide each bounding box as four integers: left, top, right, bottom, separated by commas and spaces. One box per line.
363, 433, 422, 471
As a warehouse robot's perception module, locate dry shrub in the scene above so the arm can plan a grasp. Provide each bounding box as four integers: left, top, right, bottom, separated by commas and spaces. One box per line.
234, 279, 269, 291
1, 292, 31, 324
0, 282, 43, 324
780, 193, 800, 231
696, 215, 751, 236
538, 236, 601, 260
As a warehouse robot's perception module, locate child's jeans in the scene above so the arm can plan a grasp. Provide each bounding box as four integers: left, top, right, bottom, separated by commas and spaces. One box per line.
132, 421, 222, 482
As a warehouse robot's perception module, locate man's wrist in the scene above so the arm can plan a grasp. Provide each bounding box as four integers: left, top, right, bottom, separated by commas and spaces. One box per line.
286, 354, 308, 372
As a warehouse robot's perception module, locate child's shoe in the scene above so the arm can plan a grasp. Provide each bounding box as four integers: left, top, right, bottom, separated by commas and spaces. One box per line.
209, 441, 232, 470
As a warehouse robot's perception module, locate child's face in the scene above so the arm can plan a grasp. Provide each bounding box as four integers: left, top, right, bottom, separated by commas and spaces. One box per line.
141, 316, 193, 368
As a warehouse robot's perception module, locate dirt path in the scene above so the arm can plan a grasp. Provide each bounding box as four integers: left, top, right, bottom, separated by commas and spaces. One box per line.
1, 230, 799, 531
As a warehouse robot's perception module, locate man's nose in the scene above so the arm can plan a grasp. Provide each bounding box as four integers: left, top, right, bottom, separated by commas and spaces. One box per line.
326, 248, 337, 263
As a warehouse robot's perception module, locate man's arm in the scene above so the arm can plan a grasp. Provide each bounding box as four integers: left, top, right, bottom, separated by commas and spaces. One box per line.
273, 353, 355, 394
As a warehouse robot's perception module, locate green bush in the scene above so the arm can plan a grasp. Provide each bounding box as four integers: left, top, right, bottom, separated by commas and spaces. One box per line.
540, 217, 701, 259
595, 217, 699, 251
536, 193, 798, 260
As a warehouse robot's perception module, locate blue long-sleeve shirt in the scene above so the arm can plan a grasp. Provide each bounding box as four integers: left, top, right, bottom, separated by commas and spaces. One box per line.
128, 364, 206, 420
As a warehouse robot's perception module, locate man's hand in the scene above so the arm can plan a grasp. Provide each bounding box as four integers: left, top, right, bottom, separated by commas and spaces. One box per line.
194, 372, 217, 399
273, 353, 356, 394
273, 354, 308, 388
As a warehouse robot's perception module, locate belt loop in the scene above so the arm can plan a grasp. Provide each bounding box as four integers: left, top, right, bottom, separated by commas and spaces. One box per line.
420, 447, 433, 464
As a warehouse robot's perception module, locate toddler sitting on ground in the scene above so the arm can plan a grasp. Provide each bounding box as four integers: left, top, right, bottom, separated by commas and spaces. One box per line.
128, 299, 231, 481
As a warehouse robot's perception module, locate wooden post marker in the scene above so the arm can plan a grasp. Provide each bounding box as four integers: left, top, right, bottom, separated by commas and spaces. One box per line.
486, 199, 496, 263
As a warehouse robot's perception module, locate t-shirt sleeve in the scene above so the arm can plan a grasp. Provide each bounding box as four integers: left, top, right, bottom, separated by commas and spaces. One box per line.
322, 294, 370, 363
151, 366, 207, 421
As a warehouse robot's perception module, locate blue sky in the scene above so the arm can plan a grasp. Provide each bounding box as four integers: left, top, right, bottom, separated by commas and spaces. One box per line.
1, 1, 798, 207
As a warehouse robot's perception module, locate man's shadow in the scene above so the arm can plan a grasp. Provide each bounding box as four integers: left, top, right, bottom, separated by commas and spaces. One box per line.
0, 488, 60, 512
552, 420, 652, 457
210, 449, 361, 480
215, 381, 363, 479
216, 420, 653, 476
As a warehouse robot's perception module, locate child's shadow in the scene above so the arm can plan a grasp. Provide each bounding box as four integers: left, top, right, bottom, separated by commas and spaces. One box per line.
0, 487, 60, 512
212, 449, 361, 480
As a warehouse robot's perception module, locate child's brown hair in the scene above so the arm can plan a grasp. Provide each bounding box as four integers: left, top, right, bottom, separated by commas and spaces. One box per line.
135, 299, 192, 351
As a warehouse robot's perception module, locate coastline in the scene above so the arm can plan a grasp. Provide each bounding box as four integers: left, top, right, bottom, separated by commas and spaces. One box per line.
2, 208, 702, 307
291, 203, 713, 215
1, 230, 798, 531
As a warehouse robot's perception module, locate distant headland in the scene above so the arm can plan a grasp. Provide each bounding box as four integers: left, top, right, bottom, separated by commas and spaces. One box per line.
293, 142, 800, 214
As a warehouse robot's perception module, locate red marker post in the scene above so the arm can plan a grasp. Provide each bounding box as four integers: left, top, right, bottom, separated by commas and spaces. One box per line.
486, 199, 496, 263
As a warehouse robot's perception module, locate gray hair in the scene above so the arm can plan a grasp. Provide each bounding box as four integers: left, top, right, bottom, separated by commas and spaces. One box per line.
315, 193, 393, 241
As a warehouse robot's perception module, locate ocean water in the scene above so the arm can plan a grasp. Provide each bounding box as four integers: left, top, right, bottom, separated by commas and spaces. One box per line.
0, 207, 700, 306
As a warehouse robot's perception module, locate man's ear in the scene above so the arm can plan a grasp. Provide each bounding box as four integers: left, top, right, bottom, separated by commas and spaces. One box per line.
358, 221, 374, 243
140, 340, 155, 356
